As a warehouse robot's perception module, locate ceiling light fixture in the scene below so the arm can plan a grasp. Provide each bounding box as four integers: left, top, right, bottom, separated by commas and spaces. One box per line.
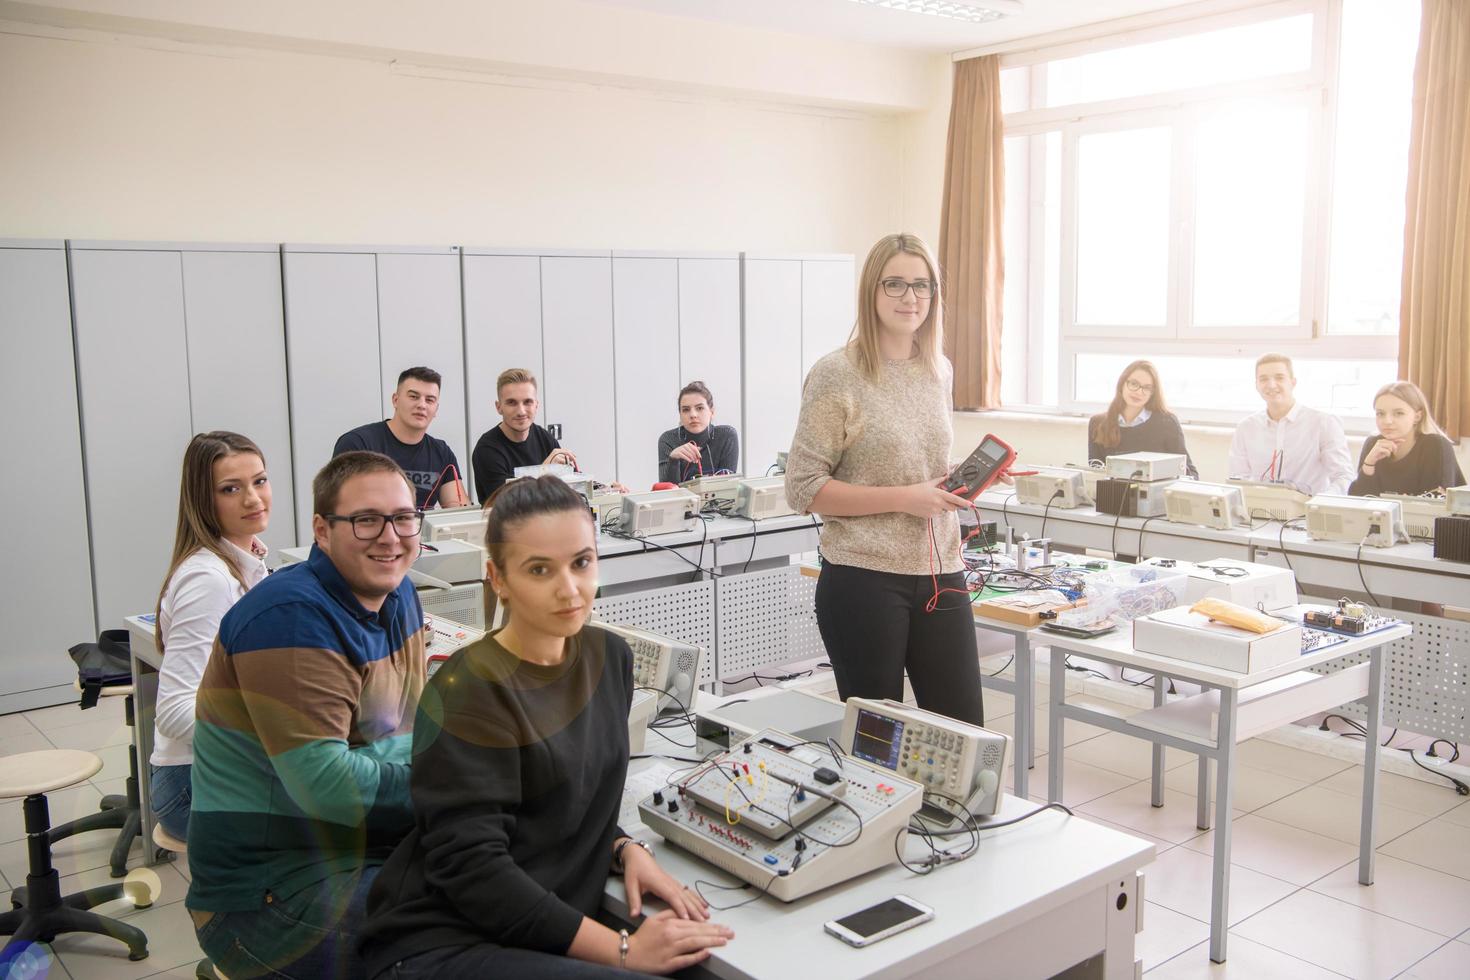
842, 0, 1022, 25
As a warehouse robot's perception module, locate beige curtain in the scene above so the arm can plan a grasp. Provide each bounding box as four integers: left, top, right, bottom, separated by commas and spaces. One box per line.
939, 55, 1006, 410
1399, 0, 1470, 440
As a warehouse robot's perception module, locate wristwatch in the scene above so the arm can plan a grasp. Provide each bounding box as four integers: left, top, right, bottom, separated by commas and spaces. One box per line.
612, 837, 653, 873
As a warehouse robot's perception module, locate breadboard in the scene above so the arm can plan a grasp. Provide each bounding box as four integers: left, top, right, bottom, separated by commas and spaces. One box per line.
1304, 607, 1470, 745
638, 729, 922, 902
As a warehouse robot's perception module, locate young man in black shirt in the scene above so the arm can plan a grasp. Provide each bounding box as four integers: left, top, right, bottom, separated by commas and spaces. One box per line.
472, 368, 628, 504
334, 367, 469, 510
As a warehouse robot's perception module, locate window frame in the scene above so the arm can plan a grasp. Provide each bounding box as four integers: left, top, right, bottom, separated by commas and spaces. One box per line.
995, 0, 1399, 430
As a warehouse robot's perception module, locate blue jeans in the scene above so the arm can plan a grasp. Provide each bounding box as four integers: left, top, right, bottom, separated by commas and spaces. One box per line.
149, 763, 192, 840
194, 867, 379, 980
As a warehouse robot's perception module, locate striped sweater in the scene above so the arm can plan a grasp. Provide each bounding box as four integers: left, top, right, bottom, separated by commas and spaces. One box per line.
186, 545, 426, 911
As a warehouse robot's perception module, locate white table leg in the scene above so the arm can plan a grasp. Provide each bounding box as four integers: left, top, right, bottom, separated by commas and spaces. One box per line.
1150, 673, 1166, 807
1209, 688, 1238, 963
1359, 644, 1387, 885
1048, 645, 1067, 803
1197, 756, 1212, 830
1014, 633, 1033, 799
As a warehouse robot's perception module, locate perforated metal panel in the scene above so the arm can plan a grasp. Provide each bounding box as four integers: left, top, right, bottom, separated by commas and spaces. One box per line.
716, 566, 803, 677
788, 569, 827, 663
1308, 610, 1470, 744
592, 581, 716, 685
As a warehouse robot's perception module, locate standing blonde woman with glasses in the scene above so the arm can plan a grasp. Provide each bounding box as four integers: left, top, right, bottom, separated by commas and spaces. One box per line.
784, 233, 984, 726
1087, 360, 1198, 478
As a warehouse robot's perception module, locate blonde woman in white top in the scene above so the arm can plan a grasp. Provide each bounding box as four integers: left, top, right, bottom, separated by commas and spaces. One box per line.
151, 431, 272, 839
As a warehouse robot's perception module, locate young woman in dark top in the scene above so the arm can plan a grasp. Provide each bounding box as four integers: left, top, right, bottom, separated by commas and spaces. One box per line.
1349, 381, 1465, 496
656, 381, 740, 484
1087, 360, 1199, 479
360, 477, 733, 978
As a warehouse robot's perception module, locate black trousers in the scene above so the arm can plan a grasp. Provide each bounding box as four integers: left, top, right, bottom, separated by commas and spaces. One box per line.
814, 562, 984, 726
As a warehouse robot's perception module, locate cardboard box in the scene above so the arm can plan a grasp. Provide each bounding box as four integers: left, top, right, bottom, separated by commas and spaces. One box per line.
1133, 605, 1302, 673
1136, 557, 1296, 610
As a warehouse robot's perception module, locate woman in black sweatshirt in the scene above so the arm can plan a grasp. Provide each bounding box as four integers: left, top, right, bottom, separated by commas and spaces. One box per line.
360, 477, 733, 978
657, 381, 740, 484
1349, 381, 1464, 496
1087, 360, 1199, 479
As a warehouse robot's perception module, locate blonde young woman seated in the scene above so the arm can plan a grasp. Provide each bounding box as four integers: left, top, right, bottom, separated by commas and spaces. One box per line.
1349, 381, 1464, 496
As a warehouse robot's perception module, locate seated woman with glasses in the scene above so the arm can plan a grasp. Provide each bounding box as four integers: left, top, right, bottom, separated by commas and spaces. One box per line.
150, 431, 273, 841
1087, 360, 1199, 478
360, 475, 734, 979
1349, 381, 1464, 496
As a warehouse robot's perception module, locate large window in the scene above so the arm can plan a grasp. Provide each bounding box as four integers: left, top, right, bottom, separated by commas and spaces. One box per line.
998, 0, 1418, 423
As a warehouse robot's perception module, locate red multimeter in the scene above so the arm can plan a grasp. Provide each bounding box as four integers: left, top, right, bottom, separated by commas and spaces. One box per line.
941, 433, 1017, 501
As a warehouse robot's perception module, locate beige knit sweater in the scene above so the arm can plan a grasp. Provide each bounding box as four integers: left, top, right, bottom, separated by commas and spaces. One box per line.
784, 347, 962, 575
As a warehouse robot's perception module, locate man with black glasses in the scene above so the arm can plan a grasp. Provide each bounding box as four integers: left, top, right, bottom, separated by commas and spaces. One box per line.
186, 451, 426, 980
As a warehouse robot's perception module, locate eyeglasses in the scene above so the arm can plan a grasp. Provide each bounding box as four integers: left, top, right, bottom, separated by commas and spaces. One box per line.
324, 511, 424, 540
879, 278, 934, 299
1124, 380, 1154, 394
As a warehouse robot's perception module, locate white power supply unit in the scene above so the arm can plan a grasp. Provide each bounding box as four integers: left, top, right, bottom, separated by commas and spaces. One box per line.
1447, 486, 1470, 516
1382, 493, 1448, 540
1228, 479, 1311, 522
1106, 452, 1188, 482
1305, 494, 1409, 548
734, 476, 797, 520
1163, 482, 1248, 530
1014, 468, 1089, 508
618, 488, 700, 537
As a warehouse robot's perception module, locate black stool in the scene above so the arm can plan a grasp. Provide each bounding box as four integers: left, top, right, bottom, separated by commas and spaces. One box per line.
48, 682, 143, 877
0, 749, 152, 969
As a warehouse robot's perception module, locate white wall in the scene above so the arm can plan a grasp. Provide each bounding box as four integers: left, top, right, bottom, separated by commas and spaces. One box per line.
0, 3, 941, 262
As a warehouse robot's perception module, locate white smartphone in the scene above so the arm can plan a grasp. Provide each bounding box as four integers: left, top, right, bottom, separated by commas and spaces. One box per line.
823, 895, 934, 948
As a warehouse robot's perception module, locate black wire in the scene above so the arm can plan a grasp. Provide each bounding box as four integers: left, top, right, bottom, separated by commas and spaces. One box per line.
693, 870, 782, 910
1136, 513, 1164, 557
1402, 749, 1470, 796
742, 515, 759, 575
1276, 518, 1301, 578
1039, 489, 1062, 540
634, 684, 696, 749
1426, 740, 1460, 762
987, 655, 1014, 678
604, 527, 720, 577
905, 801, 1075, 853
1354, 539, 1383, 607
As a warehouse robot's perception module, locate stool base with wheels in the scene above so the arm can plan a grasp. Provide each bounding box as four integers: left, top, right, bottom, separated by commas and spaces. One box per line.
47, 682, 143, 878
0, 750, 151, 969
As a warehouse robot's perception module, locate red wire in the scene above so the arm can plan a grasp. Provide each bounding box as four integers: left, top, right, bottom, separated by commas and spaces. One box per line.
424, 462, 467, 508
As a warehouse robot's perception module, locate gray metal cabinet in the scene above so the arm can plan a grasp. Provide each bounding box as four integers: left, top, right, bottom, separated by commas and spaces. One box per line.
613, 255, 680, 492
376, 249, 469, 502
677, 257, 743, 473
282, 247, 383, 536
801, 258, 856, 381
180, 247, 296, 551
462, 251, 545, 503
69, 244, 196, 633
71, 242, 296, 634
0, 241, 96, 711
541, 254, 617, 481
740, 258, 804, 478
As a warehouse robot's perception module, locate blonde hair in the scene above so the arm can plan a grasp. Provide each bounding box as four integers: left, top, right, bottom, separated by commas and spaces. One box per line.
155, 432, 265, 653
1373, 381, 1443, 437
496, 368, 538, 396
849, 234, 945, 382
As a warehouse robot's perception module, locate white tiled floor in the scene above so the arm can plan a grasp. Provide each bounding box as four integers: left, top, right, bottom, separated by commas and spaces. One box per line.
3, 684, 1469, 979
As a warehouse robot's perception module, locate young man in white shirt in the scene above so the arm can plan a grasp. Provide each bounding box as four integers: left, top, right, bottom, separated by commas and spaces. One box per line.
1227, 353, 1354, 495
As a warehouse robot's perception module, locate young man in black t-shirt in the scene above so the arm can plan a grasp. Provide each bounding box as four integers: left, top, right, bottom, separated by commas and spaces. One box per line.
471, 369, 570, 504
333, 367, 469, 510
